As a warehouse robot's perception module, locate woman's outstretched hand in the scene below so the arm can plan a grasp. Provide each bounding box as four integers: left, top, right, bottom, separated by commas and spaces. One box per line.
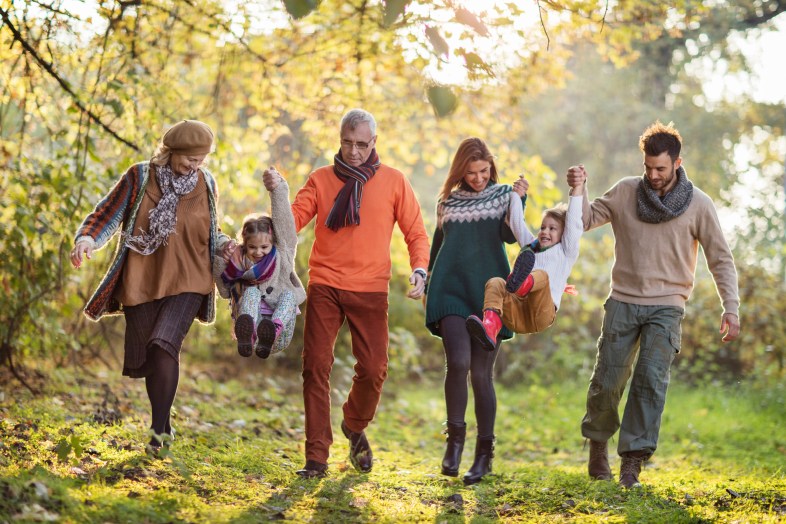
70, 241, 93, 269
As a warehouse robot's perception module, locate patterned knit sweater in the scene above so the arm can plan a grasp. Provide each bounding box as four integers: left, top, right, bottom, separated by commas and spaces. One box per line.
425, 183, 519, 338
74, 162, 223, 323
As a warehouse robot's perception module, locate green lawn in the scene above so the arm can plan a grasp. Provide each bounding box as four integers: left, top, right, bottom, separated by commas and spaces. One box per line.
1, 364, 784, 523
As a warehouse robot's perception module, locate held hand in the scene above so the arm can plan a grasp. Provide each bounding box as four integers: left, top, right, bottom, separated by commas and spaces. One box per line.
222, 240, 238, 261
407, 271, 426, 299
70, 241, 93, 269
566, 164, 587, 187
720, 313, 740, 342
512, 174, 529, 197
262, 165, 281, 191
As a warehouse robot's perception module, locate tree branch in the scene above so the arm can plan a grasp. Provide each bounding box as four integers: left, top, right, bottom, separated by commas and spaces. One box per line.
0, 6, 140, 151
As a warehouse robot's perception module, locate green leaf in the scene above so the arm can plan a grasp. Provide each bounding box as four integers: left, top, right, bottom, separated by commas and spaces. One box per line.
69, 435, 84, 458
55, 438, 72, 462
383, 0, 410, 27
283, 0, 318, 19
426, 86, 458, 117
108, 99, 123, 117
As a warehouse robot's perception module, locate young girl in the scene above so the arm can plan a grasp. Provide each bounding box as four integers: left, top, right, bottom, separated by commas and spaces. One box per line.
214, 169, 306, 358
466, 172, 585, 351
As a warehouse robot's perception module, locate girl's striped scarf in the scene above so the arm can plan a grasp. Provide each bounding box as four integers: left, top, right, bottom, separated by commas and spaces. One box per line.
437, 183, 511, 228
222, 246, 277, 317
325, 148, 380, 231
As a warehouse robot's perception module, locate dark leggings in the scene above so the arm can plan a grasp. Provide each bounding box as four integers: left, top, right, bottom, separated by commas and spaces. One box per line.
440, 315, 500, 439
144, 345, 179, 436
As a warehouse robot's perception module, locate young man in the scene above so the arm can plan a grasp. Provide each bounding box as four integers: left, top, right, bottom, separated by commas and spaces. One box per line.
263, 109, 430, 478
570, 121, 740, 488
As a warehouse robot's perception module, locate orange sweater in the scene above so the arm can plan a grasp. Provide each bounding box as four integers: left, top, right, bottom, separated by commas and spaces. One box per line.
291, 164, 430, 292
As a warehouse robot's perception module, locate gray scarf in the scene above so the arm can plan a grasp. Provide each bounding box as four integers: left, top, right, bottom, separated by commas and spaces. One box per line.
637, 165, 693, 224
124, 164, 198, 255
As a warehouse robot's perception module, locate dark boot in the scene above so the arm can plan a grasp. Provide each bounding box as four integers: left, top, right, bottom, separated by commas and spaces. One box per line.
588, 439, 612, 480
441, 422, 466, 477
463, 436, 494, 485
295, 459, 328, 479
235, 314, 254, 357
506, 247, 536, 293
341, 420, 373, 473
619, 451, 647, 488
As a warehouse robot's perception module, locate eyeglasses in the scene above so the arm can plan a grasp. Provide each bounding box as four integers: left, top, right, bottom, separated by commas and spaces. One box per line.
340, 139, 373, 151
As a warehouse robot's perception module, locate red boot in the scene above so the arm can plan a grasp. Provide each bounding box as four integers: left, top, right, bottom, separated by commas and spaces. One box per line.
512, 274, 534, 297
466, 309, 503, 352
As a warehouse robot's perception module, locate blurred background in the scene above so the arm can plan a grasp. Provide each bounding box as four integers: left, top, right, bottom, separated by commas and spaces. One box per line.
1, 0, 784, 393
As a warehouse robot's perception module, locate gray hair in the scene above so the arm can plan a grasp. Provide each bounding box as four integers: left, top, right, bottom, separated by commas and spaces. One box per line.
340, 108, 376, 136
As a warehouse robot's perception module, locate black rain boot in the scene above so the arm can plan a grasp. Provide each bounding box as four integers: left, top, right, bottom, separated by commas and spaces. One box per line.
463, 436, 494, 485
441, 422, 466, 477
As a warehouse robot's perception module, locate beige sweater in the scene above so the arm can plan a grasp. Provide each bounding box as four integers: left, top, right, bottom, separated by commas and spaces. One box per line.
582, 177, 739, 316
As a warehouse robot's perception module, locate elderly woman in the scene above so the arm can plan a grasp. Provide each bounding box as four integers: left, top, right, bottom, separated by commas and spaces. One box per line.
70, 120, 225, 452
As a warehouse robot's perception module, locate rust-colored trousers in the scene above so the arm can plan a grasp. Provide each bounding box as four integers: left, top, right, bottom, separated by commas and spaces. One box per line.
483, 270, 556, 334
302, 284, 390, 464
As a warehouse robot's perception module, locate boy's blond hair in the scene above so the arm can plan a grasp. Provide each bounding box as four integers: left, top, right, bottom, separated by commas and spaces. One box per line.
543, 203, 568, 229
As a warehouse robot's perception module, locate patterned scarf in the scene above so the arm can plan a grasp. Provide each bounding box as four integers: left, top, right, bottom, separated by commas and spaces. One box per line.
325, 148, 380, 231
637, 165, 694, 224
124, 164, 199, 255
221, 247, 278, 318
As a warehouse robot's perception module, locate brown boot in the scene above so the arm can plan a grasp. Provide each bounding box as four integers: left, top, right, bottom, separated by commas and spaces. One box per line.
619, 452, 646, 488
588, 440, 612, 480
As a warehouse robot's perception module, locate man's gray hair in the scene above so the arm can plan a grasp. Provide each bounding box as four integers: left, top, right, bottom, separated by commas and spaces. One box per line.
340, 108, 376, 136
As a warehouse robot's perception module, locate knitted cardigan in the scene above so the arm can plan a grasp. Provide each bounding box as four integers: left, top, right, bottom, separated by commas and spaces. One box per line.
74, 161, 223, 323
213, 178, 307, 309
425, 183, 519, 339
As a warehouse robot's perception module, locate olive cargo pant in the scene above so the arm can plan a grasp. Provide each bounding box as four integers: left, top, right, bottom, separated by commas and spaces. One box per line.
581, 298, 684, 458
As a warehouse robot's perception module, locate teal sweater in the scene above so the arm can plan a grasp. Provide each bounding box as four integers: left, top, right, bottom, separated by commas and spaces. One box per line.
425, 183, 520, 338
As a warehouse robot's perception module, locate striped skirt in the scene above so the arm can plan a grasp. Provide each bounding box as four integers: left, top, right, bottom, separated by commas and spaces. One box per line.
122, 292, 204, 378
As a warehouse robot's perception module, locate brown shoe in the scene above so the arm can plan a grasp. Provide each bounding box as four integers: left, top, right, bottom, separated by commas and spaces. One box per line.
295, 459, 328, 478
341, 420, 373, 473
588, 440, 612, 480
619, 452, 646, 488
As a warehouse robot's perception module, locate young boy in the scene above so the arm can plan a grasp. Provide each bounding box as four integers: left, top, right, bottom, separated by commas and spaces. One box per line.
466, 171, 585, 351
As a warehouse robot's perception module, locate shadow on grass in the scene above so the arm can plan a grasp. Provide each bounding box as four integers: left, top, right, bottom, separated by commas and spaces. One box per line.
228, 469, 371, 523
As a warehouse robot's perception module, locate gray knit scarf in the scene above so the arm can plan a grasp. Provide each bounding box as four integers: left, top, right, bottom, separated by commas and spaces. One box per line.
637, 165, 693, 224
124, 164, 198, 255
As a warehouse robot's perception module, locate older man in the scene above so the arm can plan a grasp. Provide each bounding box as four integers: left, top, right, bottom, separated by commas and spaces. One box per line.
569, 121, 740, 488
263, 109, 430, 478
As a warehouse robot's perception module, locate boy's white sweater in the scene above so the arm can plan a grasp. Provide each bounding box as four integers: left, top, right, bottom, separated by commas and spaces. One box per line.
507, 195, 583, 310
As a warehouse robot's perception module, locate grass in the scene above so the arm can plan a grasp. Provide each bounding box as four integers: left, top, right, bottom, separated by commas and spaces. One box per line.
1, 362, 785, 523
